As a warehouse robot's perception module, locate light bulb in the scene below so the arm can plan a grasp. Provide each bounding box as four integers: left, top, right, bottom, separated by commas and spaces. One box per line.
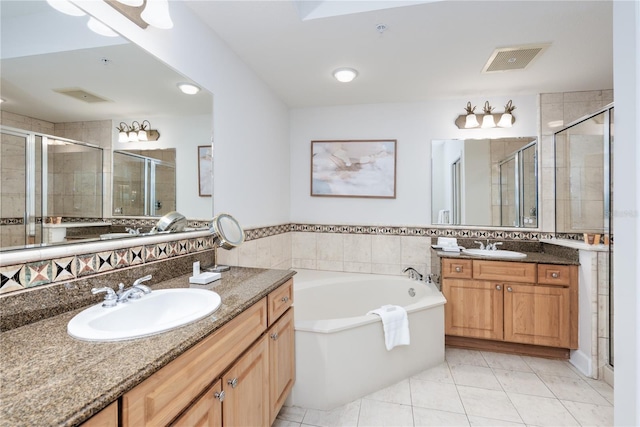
465, 114, 479, 128
497, 113, 513, 127
333, 68, 358, 83
141, 0, 174, 29
481, 114, 496, 128
87, 17, 119, 37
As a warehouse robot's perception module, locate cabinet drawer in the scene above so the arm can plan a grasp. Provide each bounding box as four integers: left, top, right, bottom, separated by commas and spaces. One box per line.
172, 380, 222, 427
122, 299, 268, 427
81, 402, 117, 427
473, 260, 536, 283
268, 279, 293, 326
442, 259, 473, 279
538, 264, 572, 286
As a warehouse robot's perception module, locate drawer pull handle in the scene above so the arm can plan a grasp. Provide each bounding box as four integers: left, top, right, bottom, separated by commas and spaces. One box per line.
227, 378, 239, 388
214, 390, 225, 402
271, 332, 279, 340
281, 296, 289, 303
507, 287, 513, 292
455, 266, 462, 272
551, 272, 559, 278
496, 285, 502, 291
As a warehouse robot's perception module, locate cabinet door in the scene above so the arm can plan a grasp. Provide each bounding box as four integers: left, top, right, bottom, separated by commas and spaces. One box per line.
172, 380, 223, 427
81, 402, 117, 427
503, 284, 571, 348
269, 308, 295, 424
442, 279, 503, 340
223, 334, 270, 427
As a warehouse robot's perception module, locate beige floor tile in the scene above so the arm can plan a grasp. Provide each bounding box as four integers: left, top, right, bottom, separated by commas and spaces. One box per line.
446, 348, 488, 367
467, 415, 526, 426
410, 378, 465, 414
357, 399, 413, 427
561, 400, 614, 427
457, 385, 523, 424
493, 369, 554, 398
450, 364, 502, 391
412, 362, 454, 383
363, 379, 411, 405
507, 393, 579, 426
481, 352, 532, 372
413, 407, 470, 426
278, 406, 307, 423
585, 378, 615, 404
539, 374, 611, 406
302, 400, 361, 427
521, 356, 581, 379
272, 420, 301, 427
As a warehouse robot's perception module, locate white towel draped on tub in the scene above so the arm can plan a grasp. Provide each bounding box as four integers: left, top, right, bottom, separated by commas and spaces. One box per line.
366, 305, 410, 351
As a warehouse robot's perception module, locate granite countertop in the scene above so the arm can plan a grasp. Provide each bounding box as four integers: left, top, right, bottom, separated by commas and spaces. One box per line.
432, 250, 579, 265
0, 267, 295, 427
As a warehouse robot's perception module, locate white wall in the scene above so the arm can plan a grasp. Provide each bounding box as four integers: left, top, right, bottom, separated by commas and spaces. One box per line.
613, 1, 640, 425
74, 0, 291, 228
113, 114, 212, 219
290, 96, 537, 225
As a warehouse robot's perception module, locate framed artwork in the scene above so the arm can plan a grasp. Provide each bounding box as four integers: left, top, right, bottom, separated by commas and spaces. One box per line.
198, 145, 212, 197
311, 140, 397, 198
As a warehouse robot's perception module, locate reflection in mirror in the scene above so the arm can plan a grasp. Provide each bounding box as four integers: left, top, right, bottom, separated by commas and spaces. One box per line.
431, 137, 538, 228
0, 0, 213, 251
113, 149, 176, 217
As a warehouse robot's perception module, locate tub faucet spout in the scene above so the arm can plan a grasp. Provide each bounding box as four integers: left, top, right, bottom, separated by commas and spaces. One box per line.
402, 267, 423, 281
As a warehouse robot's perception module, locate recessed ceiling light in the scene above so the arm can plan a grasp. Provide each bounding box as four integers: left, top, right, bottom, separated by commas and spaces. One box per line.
177, 83, 201, 95
333, 68, 358, 83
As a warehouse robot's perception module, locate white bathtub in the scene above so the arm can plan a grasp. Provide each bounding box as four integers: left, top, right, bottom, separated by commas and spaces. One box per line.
289, 269, 446, 410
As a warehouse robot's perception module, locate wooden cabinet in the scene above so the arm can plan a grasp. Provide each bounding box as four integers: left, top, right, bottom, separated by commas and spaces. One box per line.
442, 259, 577, 352
81, 402, 118, 427
122, 280, 295, 427
172, 380, 223, 427
268, 307, 295, 425
222, 335, 270, 427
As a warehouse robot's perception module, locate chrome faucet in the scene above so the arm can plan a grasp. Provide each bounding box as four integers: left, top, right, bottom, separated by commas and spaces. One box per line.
402, 267, 424, 281
474, 240, 486, 250
487, 242, 503, 251
125, 227, 141, 235
91, 287, 118, 307
117, 275, 153, 303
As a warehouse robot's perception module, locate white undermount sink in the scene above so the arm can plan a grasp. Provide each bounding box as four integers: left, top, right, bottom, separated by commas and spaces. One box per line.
462, 248, 527, 259
67, 288, 222, 342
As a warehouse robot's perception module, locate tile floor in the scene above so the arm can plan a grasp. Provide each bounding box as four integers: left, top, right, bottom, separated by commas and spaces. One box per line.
273, 347, 614, 427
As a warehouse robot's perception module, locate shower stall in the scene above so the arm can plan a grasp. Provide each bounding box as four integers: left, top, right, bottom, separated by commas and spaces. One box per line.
498, 141, 538, 227
554, 104, 614, 373
0, 126, 103, 249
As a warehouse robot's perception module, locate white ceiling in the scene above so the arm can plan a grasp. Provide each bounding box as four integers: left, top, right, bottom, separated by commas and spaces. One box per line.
185, 0, 613, 108
0, 1, 613, 123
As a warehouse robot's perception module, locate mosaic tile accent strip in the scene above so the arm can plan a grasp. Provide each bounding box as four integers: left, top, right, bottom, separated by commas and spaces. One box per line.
177, 240, 189, 255
113, 249, 130, 269
167, 241, 179, 257
52, 257, 76, 282
76, 254, 98, 277
156, 243, 169, 260
129, 246, 144, 265
145, 245, 159, 262
24, 260, 52, 288
0, 217, 24, 226
96, 251, 115, 273
1, 265, 25, 293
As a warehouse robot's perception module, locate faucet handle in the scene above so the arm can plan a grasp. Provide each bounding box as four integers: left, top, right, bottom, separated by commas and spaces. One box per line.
92, 287, 118, 307
474, 241, 485, 250
132, 275, 153, 294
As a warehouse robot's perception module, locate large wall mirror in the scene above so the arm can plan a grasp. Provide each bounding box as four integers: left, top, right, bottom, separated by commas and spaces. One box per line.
0, 0, 213, 251
431, 137, 538, 228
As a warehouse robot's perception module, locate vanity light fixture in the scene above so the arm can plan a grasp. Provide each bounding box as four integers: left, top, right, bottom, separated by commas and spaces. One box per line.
333, 68, 358, 83
177, 82, 201, 95
106, 0, 174, 30
117, 120, 160, 142
46, 0, 86, 16
456, 100, 516, 129
87, 16, 119, 37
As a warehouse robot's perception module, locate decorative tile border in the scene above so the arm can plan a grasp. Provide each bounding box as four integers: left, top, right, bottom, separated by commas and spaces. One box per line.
0, 233, 215, 295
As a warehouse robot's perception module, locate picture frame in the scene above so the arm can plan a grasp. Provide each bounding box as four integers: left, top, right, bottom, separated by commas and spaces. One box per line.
198, 145, 212, 197
311, 139, 397, 198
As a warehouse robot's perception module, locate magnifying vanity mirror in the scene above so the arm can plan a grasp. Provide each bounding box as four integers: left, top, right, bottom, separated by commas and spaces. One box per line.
206, 213, 245, 272
431, 137, 538, 228
0, 0, 213, 251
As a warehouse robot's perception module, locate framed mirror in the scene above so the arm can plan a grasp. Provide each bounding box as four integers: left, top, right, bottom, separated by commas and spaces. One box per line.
431, 137, 538, 228
0, 0, 213, 251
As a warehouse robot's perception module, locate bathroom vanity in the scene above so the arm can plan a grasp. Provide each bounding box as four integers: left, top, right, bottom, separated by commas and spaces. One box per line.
433, 241, 579, 358
0, 268, 295, 427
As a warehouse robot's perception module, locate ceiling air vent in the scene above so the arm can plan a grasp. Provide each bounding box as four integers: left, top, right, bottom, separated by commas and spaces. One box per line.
482, 44, 550, 73
54, 88, 110, 103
